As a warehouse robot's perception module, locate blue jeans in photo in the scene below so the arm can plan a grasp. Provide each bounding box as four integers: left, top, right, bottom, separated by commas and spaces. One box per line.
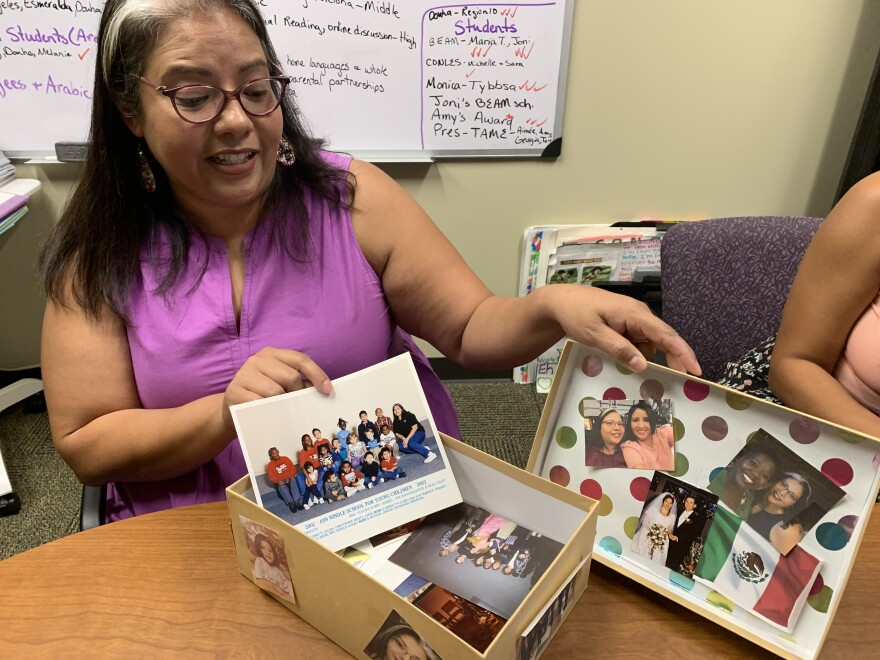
380, 469, 403, 480
363, 474, 380, 487
397, 430, 429, 458
274, 480, 298, 507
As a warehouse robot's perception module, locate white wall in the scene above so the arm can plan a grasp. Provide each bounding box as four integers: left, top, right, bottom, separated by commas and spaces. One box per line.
2, 0, 879, 367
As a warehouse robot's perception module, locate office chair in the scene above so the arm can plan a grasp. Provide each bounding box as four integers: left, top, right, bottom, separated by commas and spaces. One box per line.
660, 216, 823, 382
80, 484, 105, 531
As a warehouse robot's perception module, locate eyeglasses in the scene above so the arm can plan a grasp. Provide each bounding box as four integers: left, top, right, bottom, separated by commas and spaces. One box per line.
601, 420, 626, 428
776, 479, 802, 501
138, 75, 292, 124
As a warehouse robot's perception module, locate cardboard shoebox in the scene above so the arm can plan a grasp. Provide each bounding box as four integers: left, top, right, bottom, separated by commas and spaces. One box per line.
527, 340, 880, 660
226, 433, 598, 659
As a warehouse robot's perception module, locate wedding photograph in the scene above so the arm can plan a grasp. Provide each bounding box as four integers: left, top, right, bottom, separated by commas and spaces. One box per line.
628, 473, 719, 578
583, 398, 676, 470
389, 502, 563, 619
707, 428, 846, 555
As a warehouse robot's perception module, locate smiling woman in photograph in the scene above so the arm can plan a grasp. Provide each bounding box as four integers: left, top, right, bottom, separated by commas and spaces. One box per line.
708, 447, 779, 518
369, 624, 435, 660
584, 408, 627, 468
620, 401, 675, 470
37, 0, 698, 524
250, 532, 293, 599
747, 472, 811, 554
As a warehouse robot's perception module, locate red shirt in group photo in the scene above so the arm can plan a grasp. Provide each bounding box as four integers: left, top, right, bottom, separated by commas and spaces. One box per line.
266, 456, 296, 483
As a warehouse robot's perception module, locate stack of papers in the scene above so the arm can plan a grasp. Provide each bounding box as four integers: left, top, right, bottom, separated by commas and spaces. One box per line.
0, 150, 15, 187
0, 174, 40, 238
0, 191, 28, 237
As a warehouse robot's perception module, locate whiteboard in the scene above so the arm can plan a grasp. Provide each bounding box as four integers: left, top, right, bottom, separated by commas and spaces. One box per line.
0, 1, 574, 161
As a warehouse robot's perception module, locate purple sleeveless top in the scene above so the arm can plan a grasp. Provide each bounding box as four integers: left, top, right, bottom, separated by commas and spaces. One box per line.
114, 151, 460, 522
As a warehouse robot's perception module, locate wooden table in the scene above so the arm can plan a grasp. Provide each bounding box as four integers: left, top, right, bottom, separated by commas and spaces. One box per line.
0, 502, 877, 658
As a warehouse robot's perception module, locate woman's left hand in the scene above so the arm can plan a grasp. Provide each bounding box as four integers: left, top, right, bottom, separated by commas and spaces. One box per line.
542, 285, 702, 375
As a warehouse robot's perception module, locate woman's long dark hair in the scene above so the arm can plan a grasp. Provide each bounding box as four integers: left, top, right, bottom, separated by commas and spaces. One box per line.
624, 401, 658, 442
39, 0, 355, 322
253, 533, 280, 567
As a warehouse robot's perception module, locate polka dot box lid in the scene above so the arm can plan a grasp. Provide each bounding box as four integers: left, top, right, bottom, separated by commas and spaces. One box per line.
531, 341, 880, 660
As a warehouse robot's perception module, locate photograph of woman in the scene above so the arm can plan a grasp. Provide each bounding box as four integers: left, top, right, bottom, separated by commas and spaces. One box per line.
747, 473, 812, 555
364, 611, 439, 660
707, 444, 778, 518
708, 429, 844, 551
584, 407, 627, 468
392, 403, 436, 464
239, 517, 296, 604
630, 492, 677, 564
620, 400, 675, 471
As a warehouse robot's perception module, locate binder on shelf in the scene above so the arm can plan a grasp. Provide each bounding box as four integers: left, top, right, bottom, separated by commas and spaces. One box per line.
0, 192, 27, 220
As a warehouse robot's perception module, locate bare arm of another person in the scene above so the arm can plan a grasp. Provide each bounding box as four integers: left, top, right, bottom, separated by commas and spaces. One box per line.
770, 173, 880, 439
349, 160, 700, 376
41, 289, 331, 486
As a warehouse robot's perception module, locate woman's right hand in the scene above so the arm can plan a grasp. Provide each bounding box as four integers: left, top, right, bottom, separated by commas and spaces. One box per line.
222, 348, 333, 430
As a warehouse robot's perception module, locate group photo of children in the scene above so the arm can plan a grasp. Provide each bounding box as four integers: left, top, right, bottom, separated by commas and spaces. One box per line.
259, 402, 444, 521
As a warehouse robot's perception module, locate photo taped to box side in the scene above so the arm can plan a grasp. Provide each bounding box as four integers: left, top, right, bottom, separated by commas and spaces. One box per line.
364, 610, 442, 660
517, 554, 588, 660
238, 515, 296, 604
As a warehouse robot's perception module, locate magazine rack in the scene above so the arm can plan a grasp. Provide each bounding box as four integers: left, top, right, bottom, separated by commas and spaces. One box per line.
227, 435, 598, 660
527, 341, 880, 659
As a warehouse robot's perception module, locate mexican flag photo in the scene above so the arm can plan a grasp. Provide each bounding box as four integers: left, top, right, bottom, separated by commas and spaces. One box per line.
695, 506, 822, 632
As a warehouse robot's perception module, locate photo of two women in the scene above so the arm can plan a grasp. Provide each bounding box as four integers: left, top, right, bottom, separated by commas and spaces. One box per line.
583, 398, 676, 470
706, 428, 846, 555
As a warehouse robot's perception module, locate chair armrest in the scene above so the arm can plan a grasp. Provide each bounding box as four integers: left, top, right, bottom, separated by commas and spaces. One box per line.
79, 484, 106, 531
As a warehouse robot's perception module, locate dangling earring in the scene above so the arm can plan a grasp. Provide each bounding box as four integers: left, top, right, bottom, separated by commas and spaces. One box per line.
137, 142, 156, 193
277, 135, 296, 167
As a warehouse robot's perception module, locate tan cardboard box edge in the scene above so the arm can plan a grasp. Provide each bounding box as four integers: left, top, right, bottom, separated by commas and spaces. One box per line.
227, 432, 598, 659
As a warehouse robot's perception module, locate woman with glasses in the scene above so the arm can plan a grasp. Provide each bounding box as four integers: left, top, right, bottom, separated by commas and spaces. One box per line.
747, 473, 811, 554
620, 401, 675, 470
37, 0, 699, 523
584, 408, 627, 468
